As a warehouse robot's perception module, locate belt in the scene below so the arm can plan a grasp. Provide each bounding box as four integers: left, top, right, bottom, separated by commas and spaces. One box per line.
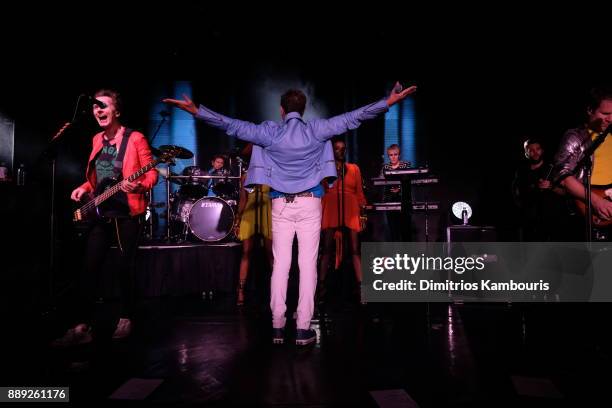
272, 191, 316, 202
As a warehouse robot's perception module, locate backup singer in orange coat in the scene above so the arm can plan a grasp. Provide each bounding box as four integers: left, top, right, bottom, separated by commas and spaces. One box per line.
319, 138, 367, 304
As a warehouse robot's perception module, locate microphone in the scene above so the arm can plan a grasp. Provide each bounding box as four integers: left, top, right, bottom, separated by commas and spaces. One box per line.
82, 94, 107, 108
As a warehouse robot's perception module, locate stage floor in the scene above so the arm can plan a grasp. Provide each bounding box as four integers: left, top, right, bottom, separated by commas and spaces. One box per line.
5, 298, 612, 406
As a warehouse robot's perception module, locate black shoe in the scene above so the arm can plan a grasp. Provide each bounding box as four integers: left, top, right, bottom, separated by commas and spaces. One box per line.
272, 328, 285, 345
50, 324, 92, 348
295, 329, 316, 346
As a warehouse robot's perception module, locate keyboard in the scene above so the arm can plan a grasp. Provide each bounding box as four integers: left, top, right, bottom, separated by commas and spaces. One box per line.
365, 202, 440, 211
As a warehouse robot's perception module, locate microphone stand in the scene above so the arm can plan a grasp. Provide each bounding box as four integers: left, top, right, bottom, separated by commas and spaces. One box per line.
400, 171, 412, 242
424, 178, 430, 243
165, 165, 172, 242
583, 156, 594, 243
336, 160, 348, 299
45, 94, 89, 301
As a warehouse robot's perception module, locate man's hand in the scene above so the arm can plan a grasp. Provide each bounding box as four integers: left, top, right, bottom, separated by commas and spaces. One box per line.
121, 180, 143, 193
593, 195, 612, 221
538, 179, 552, 190
162, 94, 198, 115
387, 82, 417, 107
70, 187, 88, 202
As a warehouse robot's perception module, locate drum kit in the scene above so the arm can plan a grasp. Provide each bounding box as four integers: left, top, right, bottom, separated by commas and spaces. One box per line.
150, 145, 243, 243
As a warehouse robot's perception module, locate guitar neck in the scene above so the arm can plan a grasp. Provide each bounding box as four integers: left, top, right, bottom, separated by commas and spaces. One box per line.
91, 159, 160, 207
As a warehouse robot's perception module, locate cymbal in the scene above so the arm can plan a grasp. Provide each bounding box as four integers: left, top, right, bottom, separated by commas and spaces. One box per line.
154, 145, 194, 160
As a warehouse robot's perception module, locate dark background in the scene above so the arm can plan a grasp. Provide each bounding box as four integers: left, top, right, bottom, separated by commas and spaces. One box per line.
0, 4, 609, 309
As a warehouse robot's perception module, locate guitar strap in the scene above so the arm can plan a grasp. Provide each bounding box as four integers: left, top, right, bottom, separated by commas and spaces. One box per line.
112, 128, 133, 176
102, 128, 133, 218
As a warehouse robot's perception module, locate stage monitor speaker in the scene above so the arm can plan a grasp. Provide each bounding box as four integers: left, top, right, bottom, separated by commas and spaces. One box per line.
445, 226, 497, 290
446, 225, 496, 243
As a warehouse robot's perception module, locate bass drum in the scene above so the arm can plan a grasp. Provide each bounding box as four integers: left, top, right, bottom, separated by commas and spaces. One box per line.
188, 196, 235, 242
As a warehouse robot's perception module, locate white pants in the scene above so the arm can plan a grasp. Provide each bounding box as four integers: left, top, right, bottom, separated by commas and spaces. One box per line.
270, 196, 321, 330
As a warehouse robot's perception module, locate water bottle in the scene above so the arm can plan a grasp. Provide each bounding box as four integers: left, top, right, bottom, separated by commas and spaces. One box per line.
461, 208, 469, 225
16, 164, 26, 186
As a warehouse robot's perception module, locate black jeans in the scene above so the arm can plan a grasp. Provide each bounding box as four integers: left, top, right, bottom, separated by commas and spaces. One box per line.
76, 215, 143, 324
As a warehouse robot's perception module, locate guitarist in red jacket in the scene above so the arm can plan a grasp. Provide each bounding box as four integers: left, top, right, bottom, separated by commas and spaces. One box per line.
553, 87, 612, 241
52, 89, 158, 346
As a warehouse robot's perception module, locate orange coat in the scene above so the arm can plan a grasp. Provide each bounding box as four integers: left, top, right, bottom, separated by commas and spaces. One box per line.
321, 163, 366, 232
79, 128, 158, 216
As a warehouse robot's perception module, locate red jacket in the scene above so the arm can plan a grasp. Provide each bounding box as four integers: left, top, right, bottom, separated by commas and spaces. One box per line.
79, 127, 158, 216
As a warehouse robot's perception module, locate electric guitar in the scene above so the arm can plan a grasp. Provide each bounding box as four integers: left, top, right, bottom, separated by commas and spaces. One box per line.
73, 150, 174, 223
574, 187, 612, 228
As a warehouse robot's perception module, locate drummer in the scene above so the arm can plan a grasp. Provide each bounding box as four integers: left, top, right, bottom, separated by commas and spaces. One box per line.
207, 154, 230, 197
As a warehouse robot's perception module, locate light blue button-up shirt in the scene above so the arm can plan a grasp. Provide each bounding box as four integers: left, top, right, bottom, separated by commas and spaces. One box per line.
195, 98, 389, 194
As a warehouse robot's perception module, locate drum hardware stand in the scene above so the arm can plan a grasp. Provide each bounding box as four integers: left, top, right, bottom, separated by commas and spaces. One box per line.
179, 223, 190, 243
145, 111, 169, 242
165, 162, 174, 242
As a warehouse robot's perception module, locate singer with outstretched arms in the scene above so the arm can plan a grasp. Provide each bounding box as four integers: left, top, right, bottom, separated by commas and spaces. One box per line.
164, 82, 417, 346
553, 87, 612, 241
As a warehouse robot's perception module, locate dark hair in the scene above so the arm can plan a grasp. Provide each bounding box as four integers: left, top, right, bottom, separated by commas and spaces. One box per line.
331, 135, 346, 146
587, 87, 612, 112
523, 138, 543, 150
211, 154, 225, 163
280, 89, 307, 116
94, 89, 123, 114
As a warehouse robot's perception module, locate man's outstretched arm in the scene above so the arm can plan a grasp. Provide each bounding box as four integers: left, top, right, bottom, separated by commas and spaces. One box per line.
311, 82, 417, 141
163, 95, 275, 146
386, 82, 418, 107
163, 94, 199, 115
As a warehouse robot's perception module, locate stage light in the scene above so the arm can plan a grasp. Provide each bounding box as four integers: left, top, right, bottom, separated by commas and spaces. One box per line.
451, 201, 473, 225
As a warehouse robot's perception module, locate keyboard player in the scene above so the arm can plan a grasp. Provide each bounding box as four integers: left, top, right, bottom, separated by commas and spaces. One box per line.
379, 144, 411, 240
